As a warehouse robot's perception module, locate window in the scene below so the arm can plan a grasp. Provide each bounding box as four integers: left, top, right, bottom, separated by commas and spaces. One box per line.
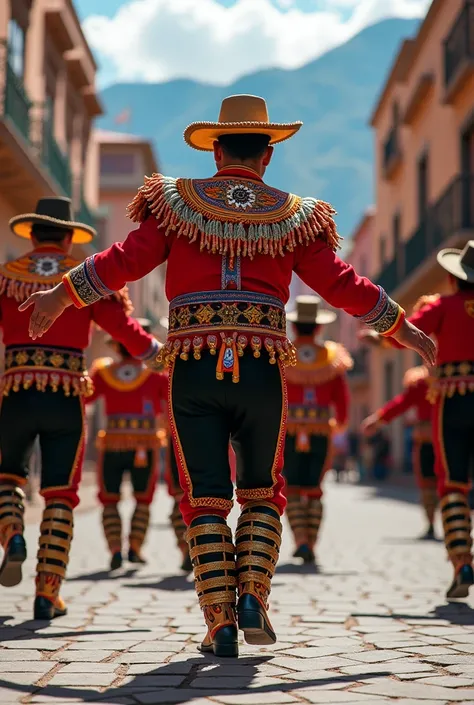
380, 235, 386, 266
384, 360, 394, 402
100, 153, 135, 175
393, 213, 400, 252
418, 152, 429, 219
8, 19, 25, 78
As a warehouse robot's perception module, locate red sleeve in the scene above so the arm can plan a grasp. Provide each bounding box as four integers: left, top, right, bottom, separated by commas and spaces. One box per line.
62, 216, 169, 307
332, 374, 349, 427
91, 298, 158, 360
294, 241, 381, 317
378, 385, 418, 423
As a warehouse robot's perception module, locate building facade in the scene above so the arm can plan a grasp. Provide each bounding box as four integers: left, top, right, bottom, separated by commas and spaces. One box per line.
370, 0, 474, 469
94, 129, 167, 333
0, 0, 101, 265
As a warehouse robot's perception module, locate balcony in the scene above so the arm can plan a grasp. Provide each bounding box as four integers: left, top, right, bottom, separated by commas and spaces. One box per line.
348, 348, 369, 386
444, 1, 474, 103
376, 174, 474, 296
2, 48, 31, 143
41, 124, 72, 197
383, 126, 402, 179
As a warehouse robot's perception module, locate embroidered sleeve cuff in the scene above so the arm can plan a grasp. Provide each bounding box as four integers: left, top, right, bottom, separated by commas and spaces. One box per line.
136, 339, 163, 370
62, 256, 115, 308
355, 286, 405, 336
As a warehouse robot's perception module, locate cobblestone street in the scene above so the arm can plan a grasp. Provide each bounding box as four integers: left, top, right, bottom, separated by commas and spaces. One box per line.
1, 479, 474, 705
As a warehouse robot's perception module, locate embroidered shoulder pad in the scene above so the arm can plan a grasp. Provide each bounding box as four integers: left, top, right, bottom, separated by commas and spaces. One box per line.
0, 250, 81, 302
412, 293, 440, 314
403, 365, 429, 388
127, 173, 341, 259
286, 340, 353, 386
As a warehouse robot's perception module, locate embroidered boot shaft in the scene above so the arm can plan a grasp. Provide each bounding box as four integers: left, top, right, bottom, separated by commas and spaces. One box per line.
170, 498, 192, 572
102, 505, 122, 555
307, 497, 323, 549
440, 493, 474, 599
0, 483, 27, 587
35, 500, 73, 619
187, 515, 238, 657
129, 504, 150, 564
286, 495, 308, 548
236, 500, 282, 645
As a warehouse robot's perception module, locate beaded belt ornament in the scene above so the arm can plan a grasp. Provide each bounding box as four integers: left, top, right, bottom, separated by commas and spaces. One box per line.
158, 290, 297, 382
286, 405, 335, 446
1, 345, 92, 397
106, 416, 157, 432
427, 361, 474, 401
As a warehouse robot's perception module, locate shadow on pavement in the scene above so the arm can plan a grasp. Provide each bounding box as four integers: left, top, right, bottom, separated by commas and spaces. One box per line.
362, 482, 419, 506
123, 574, 194, 592
352, 601, 474, 626
276, 562, 358, 578
0, 654, 391, 704
67, 568, 139, 582
381, 535, 443, 545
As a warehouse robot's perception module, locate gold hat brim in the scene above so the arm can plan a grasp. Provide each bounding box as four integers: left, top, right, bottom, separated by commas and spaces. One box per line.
9, 214, 96, 244
183, 121, 303, 152
287, 310, 337, 325
437, 248, 474, 283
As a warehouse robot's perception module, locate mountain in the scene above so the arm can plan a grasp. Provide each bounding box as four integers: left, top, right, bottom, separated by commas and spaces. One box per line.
98, 18, 419, 238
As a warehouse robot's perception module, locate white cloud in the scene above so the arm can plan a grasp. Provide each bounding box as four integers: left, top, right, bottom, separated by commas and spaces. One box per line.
83, 0, 431, 86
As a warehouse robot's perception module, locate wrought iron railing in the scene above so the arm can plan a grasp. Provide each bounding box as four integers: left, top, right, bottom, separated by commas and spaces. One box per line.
0, 40, 31, 142
41, 122, 72, 196
383, 126, 400, 174
376, 174, 474, 293
445, 1, 474, 88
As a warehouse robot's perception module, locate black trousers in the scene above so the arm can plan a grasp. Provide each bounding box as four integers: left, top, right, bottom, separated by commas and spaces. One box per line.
284, 434, 331, 497
0, 388, 84, 506
413, 442, 436, 486
169, 353, 286, 524
98, 450, 157, 505
435, 392, 474, 491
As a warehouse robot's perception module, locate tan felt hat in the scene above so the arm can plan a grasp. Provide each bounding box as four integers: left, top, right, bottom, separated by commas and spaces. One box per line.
9, 198, 96, 244
184, 94, 302, 152
287, 295, 337, 326
437, 240, 474, 282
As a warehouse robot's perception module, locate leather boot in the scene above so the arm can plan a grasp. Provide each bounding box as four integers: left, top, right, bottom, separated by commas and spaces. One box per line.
128, 503, 150, 564
187, 515, 238, 657
102, 505, 123, 570
440, 493, 474, 599
170, 498, 192, 572
236, 501, 282, 645
420, 486, 437, 540
0, 483, 27, 587
306, 497, 323, 564
34, 500, 73, 620
286, 494, 310, 560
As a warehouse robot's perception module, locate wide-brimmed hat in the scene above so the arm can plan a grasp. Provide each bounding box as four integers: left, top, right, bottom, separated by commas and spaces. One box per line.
9, 198, 96, 244
437, 240, 474, 282
184, 95, 302, 152
105, 318, 153, 346
287, 295, 337, 326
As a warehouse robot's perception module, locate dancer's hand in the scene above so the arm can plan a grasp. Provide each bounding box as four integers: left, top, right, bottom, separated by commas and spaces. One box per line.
391, 319, 437, 367
19, 283, 72, 340
361, 415, 380, 437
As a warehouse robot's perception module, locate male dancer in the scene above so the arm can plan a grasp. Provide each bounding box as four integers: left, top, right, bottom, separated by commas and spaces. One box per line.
362, 364, 436, 539
21, 95, 435, 654
284, 295, 351, 564
88, 319, 167, 570
361, 242, 474, 599
0, 198, 159, 619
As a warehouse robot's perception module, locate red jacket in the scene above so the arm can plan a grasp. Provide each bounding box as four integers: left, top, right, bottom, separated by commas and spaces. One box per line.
0, 245, 157, 397
377, 367, 432, 443
62, 167, 404, 380
88, 358, 167, 454
286, 339, 351, 438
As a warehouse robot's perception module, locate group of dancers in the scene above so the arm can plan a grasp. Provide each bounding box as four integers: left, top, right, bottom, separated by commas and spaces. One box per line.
0, 94, 468, 660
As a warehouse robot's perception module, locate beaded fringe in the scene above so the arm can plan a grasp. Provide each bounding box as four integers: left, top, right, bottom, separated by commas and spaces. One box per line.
1, 370, 93, 397
127, 174, 341, 260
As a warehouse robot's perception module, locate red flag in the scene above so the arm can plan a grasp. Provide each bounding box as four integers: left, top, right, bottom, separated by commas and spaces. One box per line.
114, 108, 131, 125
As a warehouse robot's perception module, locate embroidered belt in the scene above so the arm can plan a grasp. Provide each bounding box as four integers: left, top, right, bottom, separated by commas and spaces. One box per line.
287, 404, 334, 442
158, 290, 297, 382
427, 361, 474, 402
106, 415, 157, 432
1, 345, 92, 397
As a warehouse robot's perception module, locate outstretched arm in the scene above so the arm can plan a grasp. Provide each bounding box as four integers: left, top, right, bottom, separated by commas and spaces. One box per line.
361, 385, 417, 435
294, 240, 437, 366
19, 216, 168, 339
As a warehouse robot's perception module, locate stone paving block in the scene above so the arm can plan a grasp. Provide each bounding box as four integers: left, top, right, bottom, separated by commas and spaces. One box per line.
417, 676, 474, 687
135, 690, 222, 704
339, 661, 435, 675
49, 650, 119, 663
47, 674, 117, 687
355, 681, 474, 700
0, 640, 68, 651
287, 691, 387, 703
130, 642, 184, 652
58, 663, 119, 673
342, 649, 407, 663
0, 649, 47, 661
115, 652, 176, 664
0, 661, 50, 672
118, 675, 186, 688
209, 693, 299, 704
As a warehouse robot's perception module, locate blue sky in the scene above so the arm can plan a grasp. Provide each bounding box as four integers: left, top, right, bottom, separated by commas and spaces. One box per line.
77, 0, 429, 87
